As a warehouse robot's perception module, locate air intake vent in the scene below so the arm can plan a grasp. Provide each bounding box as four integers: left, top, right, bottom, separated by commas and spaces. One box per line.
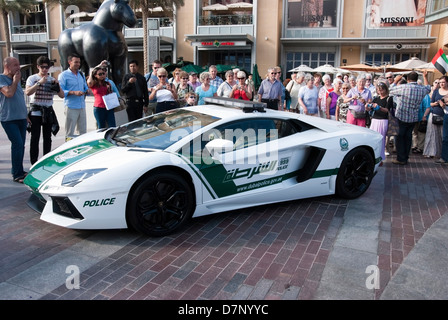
52, 197, 84, 220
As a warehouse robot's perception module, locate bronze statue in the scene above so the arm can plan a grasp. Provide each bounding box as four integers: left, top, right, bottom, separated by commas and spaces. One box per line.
58, 0, 136, 87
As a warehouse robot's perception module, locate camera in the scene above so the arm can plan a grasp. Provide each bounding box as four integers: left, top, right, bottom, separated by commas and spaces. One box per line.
50, 81, 60, 92
162, 85, 167, 89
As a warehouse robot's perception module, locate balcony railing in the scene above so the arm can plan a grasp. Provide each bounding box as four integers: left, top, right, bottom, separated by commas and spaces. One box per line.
12, 24, 47, 34
199, 14, 253, 26
134, 17, 173, 28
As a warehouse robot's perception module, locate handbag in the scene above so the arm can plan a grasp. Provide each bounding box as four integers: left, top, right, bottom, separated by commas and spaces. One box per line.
432, 114, 444, 125
351, 109, 366, 119
418, 120, 427, 133
102, 92, 120, 110
114, 97, 127, 112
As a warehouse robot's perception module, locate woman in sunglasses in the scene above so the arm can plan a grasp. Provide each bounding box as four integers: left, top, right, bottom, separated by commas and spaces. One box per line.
87, 66, 116, 129
230, 71, 252, 101
149, 67, 179, 113
175, 71, 194, 106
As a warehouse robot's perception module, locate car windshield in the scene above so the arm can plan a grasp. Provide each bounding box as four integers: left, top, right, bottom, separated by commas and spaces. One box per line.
111, 109, 221, 149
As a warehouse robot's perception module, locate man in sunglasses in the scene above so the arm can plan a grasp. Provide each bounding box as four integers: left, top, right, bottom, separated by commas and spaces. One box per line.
385, 72, 395, 87
145, 59, 162, 116
25, 56, 64, 165
258, 67, 282, 110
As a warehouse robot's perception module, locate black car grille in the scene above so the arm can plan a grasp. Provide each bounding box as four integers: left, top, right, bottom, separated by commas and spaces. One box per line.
52, 197, 84, 220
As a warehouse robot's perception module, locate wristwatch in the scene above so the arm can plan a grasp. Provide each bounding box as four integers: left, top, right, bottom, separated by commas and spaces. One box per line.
36, 82, 41, 86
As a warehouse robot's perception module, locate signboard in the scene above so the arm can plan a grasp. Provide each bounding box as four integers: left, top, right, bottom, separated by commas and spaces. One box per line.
368, 0, 427, 28
369, 44, 431, 50
192, 41, 247, 47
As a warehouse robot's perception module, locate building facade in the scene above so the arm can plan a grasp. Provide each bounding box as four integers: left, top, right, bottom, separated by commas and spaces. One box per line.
0, 0, 447, 79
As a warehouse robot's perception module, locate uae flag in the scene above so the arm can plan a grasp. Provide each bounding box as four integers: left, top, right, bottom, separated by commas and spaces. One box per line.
432, 49, 448, 75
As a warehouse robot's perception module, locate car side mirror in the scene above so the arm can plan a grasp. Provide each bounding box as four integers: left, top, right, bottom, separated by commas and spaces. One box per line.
205, 138, 234, 158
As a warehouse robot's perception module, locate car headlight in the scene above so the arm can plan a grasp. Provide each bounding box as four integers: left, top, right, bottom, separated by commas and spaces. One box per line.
62, 169, 107, 187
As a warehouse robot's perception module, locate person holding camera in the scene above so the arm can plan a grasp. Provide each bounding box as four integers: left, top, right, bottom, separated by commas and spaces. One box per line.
149, 67, 179, 113
230, 71, 252, 101
25, 56, 64, 165
87, 66, 116, 129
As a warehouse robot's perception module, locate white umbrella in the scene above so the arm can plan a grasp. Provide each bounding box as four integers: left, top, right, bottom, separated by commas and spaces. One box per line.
69, 11, 96, 19
202, 4, 229, 11
390, 57, 429, 70
150, 7, 164, 13
288, 64, 314, 73
313, 64, 340, 74
227, 2, 253, 10
334, 67, 351, 74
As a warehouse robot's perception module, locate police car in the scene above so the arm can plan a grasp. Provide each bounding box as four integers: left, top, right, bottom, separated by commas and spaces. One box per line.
24, 97, 383, 236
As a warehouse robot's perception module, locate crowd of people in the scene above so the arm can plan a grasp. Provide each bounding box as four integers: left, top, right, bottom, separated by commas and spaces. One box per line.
281, 67, 448, 167
1, 55, 448, 184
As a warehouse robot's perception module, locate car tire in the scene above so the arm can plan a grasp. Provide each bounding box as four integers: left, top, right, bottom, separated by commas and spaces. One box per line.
336, 148, 375, 199
127, 171, 194, 237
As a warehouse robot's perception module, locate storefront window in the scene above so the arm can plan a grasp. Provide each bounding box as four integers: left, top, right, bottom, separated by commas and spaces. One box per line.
287, 0, 338, 28
364, 52, 419, 66
286, 51, 335, 70
430, 0, 448, 12
368, 0, 427, 28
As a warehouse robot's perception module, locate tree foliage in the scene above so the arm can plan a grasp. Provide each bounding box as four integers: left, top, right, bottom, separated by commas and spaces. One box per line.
129, 0, 185, 73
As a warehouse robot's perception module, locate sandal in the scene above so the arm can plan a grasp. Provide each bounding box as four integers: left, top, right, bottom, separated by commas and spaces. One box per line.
13, 176, 25, 183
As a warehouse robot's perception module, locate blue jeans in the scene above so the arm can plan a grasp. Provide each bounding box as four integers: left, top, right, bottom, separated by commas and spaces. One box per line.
396, 120, 415, 163
1, 119, 27, 179
93, 107, 116, 129
441, 113, 448, 161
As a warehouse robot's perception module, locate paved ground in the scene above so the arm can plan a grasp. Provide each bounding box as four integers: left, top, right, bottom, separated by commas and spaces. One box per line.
1, 97, 448, 303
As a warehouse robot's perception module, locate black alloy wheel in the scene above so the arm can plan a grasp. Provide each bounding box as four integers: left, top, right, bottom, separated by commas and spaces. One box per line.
127, 171, 194, 236
336, 148, 375, 199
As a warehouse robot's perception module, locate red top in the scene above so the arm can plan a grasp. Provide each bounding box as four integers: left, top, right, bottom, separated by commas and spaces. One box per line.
91, 85, 109, 109
233, 89, 250, 101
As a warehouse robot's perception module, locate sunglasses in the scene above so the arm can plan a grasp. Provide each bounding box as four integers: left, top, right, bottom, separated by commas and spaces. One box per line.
158, 75, 167, 78
39, 65, 50, 69
188, 96, 196, 99
238, 77, 245, 80
386, 76, 394, 79
182, 78, 189, 80
97, 73, 105, 76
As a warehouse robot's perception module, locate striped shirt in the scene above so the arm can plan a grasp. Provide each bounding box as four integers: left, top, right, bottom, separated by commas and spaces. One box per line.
389, 82, 431, 123
26, 74, 56, 107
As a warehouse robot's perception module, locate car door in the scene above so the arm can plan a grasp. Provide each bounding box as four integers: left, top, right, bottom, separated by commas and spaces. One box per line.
198, 118, 303, 200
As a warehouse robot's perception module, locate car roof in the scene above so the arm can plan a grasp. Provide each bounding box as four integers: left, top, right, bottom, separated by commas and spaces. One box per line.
185, 97, 292, 121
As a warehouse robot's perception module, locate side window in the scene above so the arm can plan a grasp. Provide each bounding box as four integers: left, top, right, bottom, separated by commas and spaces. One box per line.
273, 119, 298, 138
214, 119, 278, 151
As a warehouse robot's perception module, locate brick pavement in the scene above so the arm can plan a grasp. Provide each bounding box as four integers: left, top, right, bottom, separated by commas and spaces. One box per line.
1, 153, 446, 300
1, 100, 448, 300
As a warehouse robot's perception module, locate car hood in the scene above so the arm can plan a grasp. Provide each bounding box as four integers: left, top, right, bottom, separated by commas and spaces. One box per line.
24, 136, 116, 192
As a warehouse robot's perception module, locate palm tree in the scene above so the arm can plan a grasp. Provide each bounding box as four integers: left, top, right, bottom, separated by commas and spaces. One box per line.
129, 0, 184, 74
0, 0, 39, 56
